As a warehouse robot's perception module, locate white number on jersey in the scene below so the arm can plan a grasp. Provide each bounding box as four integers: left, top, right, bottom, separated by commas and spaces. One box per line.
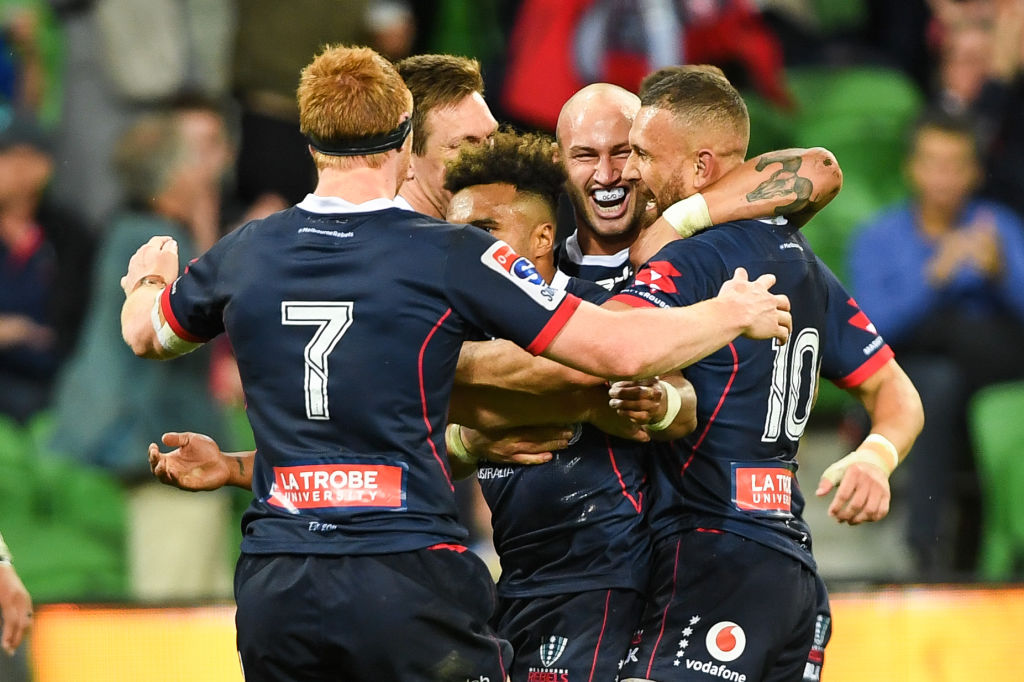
281, 301, 354, 420
761, 328, 819, 443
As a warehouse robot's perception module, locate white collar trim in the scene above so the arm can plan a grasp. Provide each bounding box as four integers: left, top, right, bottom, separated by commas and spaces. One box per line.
564, 231, 631, 266
297, 194, 404, 214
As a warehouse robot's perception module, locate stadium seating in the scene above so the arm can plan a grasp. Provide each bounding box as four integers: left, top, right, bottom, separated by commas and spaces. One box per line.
969, 381, 1024, 580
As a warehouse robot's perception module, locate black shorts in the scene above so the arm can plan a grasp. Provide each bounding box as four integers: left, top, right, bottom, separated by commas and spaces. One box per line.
495, 588, 645, 682
235, 545, 511, 682
620, 530, 830, 682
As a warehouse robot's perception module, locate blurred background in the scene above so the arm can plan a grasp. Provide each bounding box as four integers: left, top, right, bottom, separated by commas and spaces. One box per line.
1, 0, 1024, 679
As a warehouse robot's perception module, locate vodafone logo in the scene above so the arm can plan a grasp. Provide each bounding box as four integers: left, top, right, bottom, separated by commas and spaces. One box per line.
705, 621, 746, 662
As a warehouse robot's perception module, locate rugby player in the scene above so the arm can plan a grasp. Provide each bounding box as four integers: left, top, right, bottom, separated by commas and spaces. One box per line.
609, 68, 924, 682
121, 45, 790, 682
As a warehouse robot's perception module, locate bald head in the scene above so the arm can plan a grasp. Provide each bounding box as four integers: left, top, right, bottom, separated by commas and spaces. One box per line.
556, 83, 640, 148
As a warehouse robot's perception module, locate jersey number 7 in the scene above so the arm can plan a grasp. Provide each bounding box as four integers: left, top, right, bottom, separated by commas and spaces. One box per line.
281, 301, 354, 420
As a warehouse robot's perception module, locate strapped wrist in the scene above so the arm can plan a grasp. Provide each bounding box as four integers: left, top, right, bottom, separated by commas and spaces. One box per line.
662, 193, 712, 238
130, 274, 168, 295
445, 423, 478, 465
647, 380, 683, 431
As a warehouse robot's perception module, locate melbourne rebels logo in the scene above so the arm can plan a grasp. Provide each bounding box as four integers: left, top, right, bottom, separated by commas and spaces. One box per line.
705, 621, 746, 662
540, 635, 568, 667
481, 241, 565, 311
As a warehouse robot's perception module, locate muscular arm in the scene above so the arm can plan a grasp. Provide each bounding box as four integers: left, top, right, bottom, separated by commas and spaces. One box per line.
706, 147, 843, 229
816, 359, 924, 524
455, 339, 605, 393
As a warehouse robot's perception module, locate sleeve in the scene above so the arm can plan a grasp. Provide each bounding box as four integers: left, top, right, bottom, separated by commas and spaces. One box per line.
443, 227, 581, 355
819, 262, 895, 389
161, 232, 237, 344
610, 240, 724, 309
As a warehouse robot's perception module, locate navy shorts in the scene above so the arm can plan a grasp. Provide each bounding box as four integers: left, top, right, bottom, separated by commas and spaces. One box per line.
620, 530, 830, 682
495, 588, 645, 682
234, 545, 511, 682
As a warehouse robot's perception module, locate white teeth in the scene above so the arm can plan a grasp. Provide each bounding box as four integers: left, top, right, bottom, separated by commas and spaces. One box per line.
593, 188, 626, 202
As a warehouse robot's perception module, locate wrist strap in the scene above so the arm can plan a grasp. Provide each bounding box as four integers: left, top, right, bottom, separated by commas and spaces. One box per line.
860, 433, 900, 472
445, 424, 478, 465
820, 434, 900, 486
662, 193, 712, 238
647, 380, 683, 431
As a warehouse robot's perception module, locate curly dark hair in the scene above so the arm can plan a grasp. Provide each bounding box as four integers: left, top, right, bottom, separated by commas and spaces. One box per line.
443, 128, 566, 211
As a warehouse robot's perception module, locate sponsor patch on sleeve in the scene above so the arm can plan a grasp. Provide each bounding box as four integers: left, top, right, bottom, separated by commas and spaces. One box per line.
481, 241, 567, 311
267, 463, 406, 511
732, 463, 794, 516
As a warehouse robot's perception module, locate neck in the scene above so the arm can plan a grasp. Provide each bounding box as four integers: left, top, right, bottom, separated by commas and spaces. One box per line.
573, 218, 635, 256
629, 219, 678, 269
398, 177, 443, 219
535, 256, 556, 283
315, 165, 401, 205
917, 202, 958, 238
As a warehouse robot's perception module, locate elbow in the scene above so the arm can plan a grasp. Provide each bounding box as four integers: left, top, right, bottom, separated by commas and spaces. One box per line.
807, 147, 843, 201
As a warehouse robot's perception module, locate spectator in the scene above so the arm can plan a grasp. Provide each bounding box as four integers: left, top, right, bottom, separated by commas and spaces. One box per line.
0, 109, 93, 423
50, 103, 234, 600
932, 0, 1024, 218
849, 109, 1024, 578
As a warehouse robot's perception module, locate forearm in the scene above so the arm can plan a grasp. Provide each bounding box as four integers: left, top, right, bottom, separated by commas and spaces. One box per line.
846, 359, 924, 463
121, 283, 172, 359
227, 451, 256, 490
544, 299, 745, 380
456, 339, 605, 393
705, 147, 842, 229
647, 374, 698, 441
449, 384, 595, 430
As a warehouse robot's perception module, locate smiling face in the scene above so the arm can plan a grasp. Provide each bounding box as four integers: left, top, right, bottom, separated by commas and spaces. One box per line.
407, 92, 497, 217
557, 86, 651, 254
623, 105, 697, 213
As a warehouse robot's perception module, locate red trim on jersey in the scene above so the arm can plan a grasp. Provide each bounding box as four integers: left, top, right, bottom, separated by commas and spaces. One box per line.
695, 527, 724, 534
419, 307, 454, 491
525, 293, 583, 355
426, 543, 468, 553
588, 590, 613, 682
606, 435, 643, 513
609, 293, 658, 308
832, 344, 895, 388
160, 285, 208, 343
647, 538, 683, 678
682, 343, 739, 476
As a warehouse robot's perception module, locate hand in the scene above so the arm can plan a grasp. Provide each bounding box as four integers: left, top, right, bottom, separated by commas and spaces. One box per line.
462, 425, 575, 465
120, 236, 180, 297
718, 268, 792, 343
0, 314, 54, 351
608, 377, 667, 425
0, 563, 32, 656
964, 214, 1003, 279
815, 457, 892, 525
149, 432, 241, 491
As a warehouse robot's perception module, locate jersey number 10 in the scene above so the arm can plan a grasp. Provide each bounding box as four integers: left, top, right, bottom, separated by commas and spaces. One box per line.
761, 328, 819, 443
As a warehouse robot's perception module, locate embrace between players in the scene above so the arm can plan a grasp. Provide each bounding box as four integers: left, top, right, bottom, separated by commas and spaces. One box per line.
120, 45, 923, 682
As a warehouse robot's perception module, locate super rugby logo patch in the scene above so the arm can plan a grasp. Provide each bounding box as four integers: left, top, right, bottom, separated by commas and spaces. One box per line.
481, 241, 565, 311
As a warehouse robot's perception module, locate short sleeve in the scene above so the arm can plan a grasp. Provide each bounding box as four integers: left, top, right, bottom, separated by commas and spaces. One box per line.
820, 262, 894, 388
443, 227, 581, 355
611, 240, 725, 309
162, 232, 237, 343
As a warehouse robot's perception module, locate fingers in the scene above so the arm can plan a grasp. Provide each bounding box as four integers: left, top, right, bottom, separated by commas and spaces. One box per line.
161, 432, 191, 448
732, 267, 749, 282
752, 272, 776, 290
505, 453, 554, 466
815, 476, 834, 498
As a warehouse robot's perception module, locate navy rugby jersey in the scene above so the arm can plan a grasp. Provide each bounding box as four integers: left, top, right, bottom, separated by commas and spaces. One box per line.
554, 230, 633, 292
477, 271, 651, 598
160, 195, 582, 556
612, 218, 893, 569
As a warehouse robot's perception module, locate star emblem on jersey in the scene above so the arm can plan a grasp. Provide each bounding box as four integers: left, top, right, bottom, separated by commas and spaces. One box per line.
539, 635, 568, 667
845, 297, 877, 335
634, 260, 682, 294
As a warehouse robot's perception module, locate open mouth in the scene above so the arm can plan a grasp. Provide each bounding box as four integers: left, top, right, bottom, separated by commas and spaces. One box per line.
590, 186, 629, 219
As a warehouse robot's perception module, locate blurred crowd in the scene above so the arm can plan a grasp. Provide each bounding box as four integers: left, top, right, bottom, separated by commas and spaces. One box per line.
1, 0, 1023, 618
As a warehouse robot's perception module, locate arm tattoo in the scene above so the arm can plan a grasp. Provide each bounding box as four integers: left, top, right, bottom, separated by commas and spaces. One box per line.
746, 153, 814, 216
237, 458, 246, 476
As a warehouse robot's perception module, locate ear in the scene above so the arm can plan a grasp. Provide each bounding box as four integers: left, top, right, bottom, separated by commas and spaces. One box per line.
532, 221, 555, 259
691, 150, 716, 190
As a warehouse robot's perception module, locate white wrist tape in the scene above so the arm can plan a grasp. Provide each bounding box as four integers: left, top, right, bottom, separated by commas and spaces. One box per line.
151, 294, 201, 356
820, 433, 900, 486
446, 424, 478, 465
662, 193, 712, 238
647, 380, 683, 431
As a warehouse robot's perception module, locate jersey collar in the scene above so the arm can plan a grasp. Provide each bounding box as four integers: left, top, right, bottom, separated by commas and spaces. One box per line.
297, 193, 406, 215
563, 231, 631, 266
